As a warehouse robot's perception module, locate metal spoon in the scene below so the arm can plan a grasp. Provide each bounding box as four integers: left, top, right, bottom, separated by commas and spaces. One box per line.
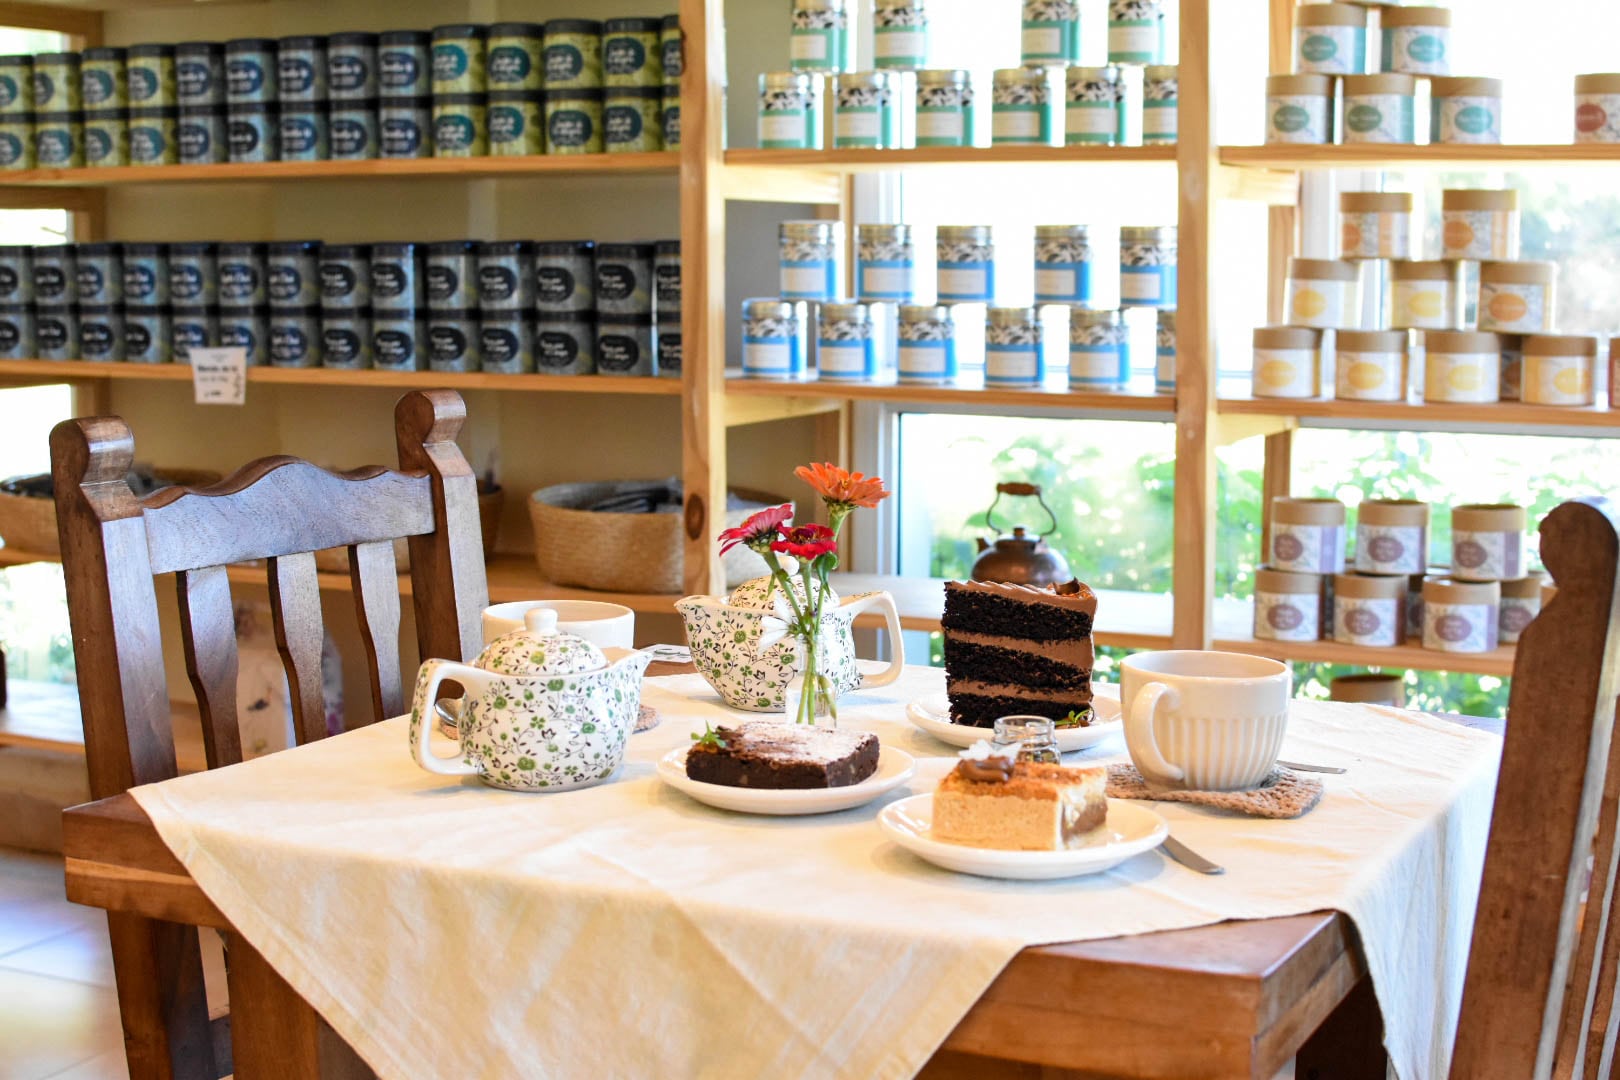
1277, 759, 1347, 775
1162, 834, 1225, 875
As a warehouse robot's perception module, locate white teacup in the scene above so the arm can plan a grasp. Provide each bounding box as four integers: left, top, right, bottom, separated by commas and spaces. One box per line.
1120, 651, 1291, 792
482, 601, 635, 649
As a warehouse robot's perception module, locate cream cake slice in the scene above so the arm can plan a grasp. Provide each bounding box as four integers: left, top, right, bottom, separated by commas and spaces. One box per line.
932, 749, 1108, 851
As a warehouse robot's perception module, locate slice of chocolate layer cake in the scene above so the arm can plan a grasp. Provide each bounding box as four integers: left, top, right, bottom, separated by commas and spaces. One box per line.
941, 578, 1097, 729
685, 721, 880, 789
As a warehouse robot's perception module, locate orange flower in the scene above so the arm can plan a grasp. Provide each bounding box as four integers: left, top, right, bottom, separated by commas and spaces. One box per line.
794, 462, 890, 509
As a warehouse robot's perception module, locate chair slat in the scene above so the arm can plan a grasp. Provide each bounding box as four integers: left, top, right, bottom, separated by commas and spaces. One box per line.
1557, 714, 1620, 1076
349, 540, 404, 725
267, 552, 330, 746
176, 565, 243, 769
1582, 699, 1620, 1079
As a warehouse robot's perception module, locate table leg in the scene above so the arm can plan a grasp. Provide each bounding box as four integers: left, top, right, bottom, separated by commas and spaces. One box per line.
224, 934, 375, 1080
106, 912, 217, 1080
1295, 976, 1387, 1080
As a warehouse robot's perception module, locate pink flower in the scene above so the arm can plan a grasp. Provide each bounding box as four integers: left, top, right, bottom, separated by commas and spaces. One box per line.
718, 503, 793, 555
770, 523, 838, 561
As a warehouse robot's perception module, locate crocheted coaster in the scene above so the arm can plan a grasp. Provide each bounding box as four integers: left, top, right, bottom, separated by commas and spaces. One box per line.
1106, 763, 1324, 819
635, 705, 660, 732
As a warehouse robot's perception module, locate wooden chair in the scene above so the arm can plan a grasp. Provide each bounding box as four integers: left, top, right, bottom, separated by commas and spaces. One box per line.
1451, 497, 1620, 1078
50, 388, 489, 1080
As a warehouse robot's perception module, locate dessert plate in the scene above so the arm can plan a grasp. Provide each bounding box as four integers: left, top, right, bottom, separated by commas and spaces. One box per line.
657, 744, 916, 816
905, 694, 1121, 753
878, 794, 1169, 880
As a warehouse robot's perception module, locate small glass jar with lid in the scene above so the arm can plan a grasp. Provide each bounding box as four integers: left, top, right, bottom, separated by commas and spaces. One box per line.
758, 71, 821, 150
1068, 307, 1126, 391
991, 66, 1055, 146
915, 69, 973, 147
833, 70, 899, 149
897, 304, 957, 384
1020, 0, 1080, 66
741, 297, 808, 379
855, 223, 914, 303
1155, 309, 1176, 393
1119, 226, 1177, 308
873, 0, 929, 70
1033, 224, 1094, 305
790, 0, 851, 74
1063, 65, 1123, 146
991, 716, 1060, 764
1142, 65, 1177, 144
1107, 0, 1165, 65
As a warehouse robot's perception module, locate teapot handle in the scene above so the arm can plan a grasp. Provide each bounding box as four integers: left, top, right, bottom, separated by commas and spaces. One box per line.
410, 659, 489, 777
839, 591, 906, 690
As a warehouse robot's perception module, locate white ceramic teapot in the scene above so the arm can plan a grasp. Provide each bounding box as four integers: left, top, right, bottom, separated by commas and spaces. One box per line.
676, 570, 905, 712
409, 609, 652, 792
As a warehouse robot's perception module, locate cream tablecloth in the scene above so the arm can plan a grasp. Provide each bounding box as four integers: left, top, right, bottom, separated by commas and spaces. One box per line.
132, 667, 1500, 1080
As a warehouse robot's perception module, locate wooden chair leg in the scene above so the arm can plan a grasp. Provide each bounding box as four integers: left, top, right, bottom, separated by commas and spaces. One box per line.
106, 912, 218, 1080
1295, 976, 1387, 1080
224, 934, 375, 1080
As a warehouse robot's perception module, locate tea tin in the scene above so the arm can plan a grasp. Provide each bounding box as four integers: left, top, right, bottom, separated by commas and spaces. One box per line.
176, 42, 225, 108
1068, 307, 1127, 391
177, 106, 227, 164
855, 223, 914, 303
545, 19, 604, 90
656, 323, 681, 377
425, 240, 477, 311
741, 298, 806, 379
75, 242, 122, 305
319, 243, 369, 309
124, 307, 172, 363
0, 246, 31, 304
1034, 224, 1093, 305
35, 113, 85, 168
226, 39, 277, 105
432, 25, 486, 96
604, 87, 662, 152
991, 66, 1054, 146
487, 23, 543, 92
595, 241, 654, 316
370, 243, 422, 313
816, 301, 876, 381
168, 242, 217, 306
428, 309, 479, 372
268, 306, 320, 367
834, 70, 899, 149
327, 32, 377, 101
597, 315, 656, 376
791, 0, 851, 75
81, 48, 126, 110
85, 110, 129, 166
1108, 0, 1165, 65
914, 68, 972, 147
661, 16, 684, 85
0, 114, 32, 169
897, 304, 956, 384
489, 91, 543, 155
546, 89, 602, 153
477, 241, 536, 313
654, 240, 681, 316
330, 100, 377, 159
936, 224, 993, 303
379, 31, 430, 99
218, 306, 269, 365
127, 45, 175, 108
172, 305, 218, 364
277, 36, 326, 105
36, 306, 79, 361
278, 108, 327, 162
219, 242, 269, 307
379, 98, 430, 158
268, 240, 321, 308
759, 71, 821, 150
1021, 0, 1080, 66
1119, 226, 1177, 308
480, 314, 536, 374
536, 313, 597, 374
985, 306, 1045, 387
536, 240, 595, 313
123, 243, 168, 307
0, 56, 33, 115
603, 17, 662, 88
0, 304, 33, 359
31, 245, 75, 304
874, 0, 929, 70
228, 103, 278, 162
322, 307, 371, 368
79, 306, 124, 361
1064, 65, 1122, 146
33, 52, 81, 112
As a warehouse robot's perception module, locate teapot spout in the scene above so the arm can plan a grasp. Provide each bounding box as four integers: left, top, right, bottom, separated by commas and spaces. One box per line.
975, 537, 990, 553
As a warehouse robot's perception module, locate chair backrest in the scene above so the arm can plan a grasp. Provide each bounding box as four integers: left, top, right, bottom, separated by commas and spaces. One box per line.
51, 388, 490, 800
1452, 497, 1620, 1079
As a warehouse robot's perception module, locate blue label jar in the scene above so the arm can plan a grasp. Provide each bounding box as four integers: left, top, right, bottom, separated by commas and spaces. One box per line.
380, 98, 429, 158
985, 307, 1044, 386
778, 220, 841, 302
75, 243, 122, 305
279, 109, 327, 161
1068, 308, 1127, 391
79, 305, 125, 361
228, 103, 278, 162
170, 243, 220, 306
855, 223, 914, 302
898, 304, 957, 384
123, 244, 168, 307
1119, 226, 1177, 308
218, 242, 268, 306
218, 306, 269, 365
330, 101, 376, 159
277, 36, 326, 103
178, 107, 227, 163
1033, 224, 1093, 304
742, 298, 806, 379
172, 305, 218, 364
37, 305, 79, 360
596, 316, 656, 376
268, 241, 321, 307
816, 301, 877, 381
226, 39, 277, 104
320, 243, 370, 308
123, 307, 171, 362
176, 43, 225, 107
327, 33, 378, 100
936, 225, 994, 303
269, 306, 320, 367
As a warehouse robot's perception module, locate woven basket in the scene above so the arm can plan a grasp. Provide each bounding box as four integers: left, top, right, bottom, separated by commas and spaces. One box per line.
0, 467, 221, 558
529, 481, 787, 594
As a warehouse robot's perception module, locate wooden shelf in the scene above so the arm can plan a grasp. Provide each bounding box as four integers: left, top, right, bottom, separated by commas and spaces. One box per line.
1214, 633, 1516, 678
0, 360, 683, 395
725, 145, 1177, 172
727, 377, 1176, 415
1220, 144, 1620, 170
0, 680, 83, 754
0, 152, 680, 189
1218, 394, 1620, 436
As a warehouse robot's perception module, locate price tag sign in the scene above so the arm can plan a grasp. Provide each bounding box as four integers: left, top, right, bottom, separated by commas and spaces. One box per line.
189, 347, 248, 405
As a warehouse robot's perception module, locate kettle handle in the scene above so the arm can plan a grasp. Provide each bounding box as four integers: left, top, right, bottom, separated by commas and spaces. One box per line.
410, 659, 489, 777
838, 591, 906, 690
985, 482, 1060, 539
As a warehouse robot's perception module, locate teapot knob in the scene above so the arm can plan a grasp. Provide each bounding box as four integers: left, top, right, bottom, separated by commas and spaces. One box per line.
523, 608, 560, 634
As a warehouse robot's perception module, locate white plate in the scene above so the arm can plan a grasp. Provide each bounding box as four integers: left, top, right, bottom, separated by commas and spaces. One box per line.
906, 693, 1121, 753
878, 794, 1168, 880
658, 743, 916, 816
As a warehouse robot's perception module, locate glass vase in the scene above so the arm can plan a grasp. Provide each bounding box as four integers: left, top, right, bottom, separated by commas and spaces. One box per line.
783, 627, 837, 728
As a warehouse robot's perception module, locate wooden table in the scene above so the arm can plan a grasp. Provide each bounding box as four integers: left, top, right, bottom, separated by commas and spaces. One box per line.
65, 662, 1466, 1079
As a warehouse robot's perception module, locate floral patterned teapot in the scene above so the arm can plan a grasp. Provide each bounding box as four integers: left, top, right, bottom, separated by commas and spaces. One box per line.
676, 569, 905, 712
409, 608, 651, 792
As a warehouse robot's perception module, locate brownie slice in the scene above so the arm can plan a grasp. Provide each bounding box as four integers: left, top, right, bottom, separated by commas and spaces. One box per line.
685, 722, 880, 789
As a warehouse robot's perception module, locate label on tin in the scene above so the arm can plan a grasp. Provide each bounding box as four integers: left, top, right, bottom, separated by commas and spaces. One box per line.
480, 264, 521, 303
937, 265, 991, 301
374, 326, 418, 368
76, 264, 112, 303
128, 66, 161, 104
227, 58, 267, 98
371, 263, 412, 302
268, 264, 308, 304
658, 329, 681, 373
281, 116, 322, 155
190, 347, 248, 405
433, 44, 470, 83
537, 266, 579, 304
0, 73, 22, 110
270, 322, 314, 366
80, 318, 121, 359
329, 55, 370, 95
171, 264, 210, 303
435, 112, 480, 151
1271, 523, 1344, 575
323, 325, 365, 367
916, 109, 963, 142
985, 343, 1041, 384
1255, 591, 1319, 643
1356, 524, 1425, 575
0, 317, 22, 354
548, 108, 594, 147
605, 104, 646, 144
538, 327, 585, 369
481, 324, 526, 369
1453, 529, 1520, 581
860, 265, 910, 300
177, 62, 216, 102
280, 56, 318, 97
0, 129, 28, 167
604, 38, 647, 77
220, 321, 260, 361
0, 266, 20, 299
331, 116, 371, 156
489, 46, 534, 86
1424, 602, 1496, 653
596, 264, 637, 302
178, 119, 218, 161
83, 69, 117, 107
1337, 597, 1400, 647
229, 118, 268, 158
34, 265, 68, 300
37, 126, 79, 166
597, 331, 644, 373
321, 263, 361, 301
993, 107, 1044, 140
655, 263, 681, 306
546, 44, 586, 84
490, 104, 530, 144
85, 125, 119, 164
381, 115, 425, 156
426, 264, 462, 303
381, 50, 423, 92
429, 323, 471, 366
818, 340, 872, 379
125, 263, 161, 303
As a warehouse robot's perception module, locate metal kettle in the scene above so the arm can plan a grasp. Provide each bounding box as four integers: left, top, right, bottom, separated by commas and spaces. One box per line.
970, 482, 1072, 587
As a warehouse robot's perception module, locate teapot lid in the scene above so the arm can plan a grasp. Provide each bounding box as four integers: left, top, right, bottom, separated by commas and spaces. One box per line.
473, 608, 608, 677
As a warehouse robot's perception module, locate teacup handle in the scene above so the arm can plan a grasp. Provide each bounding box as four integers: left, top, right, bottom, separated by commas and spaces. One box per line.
1127, 681, 1186, 784
410, 659, 488, 777
840, 591, 906, 689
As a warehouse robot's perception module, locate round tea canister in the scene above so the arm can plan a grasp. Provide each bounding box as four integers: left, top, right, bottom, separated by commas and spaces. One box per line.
171, 305, 218, 364
1068, 307, 1126, 392
1498, 575, 1543, 644
480, 314, 538, 374
81, 48, 125, 111
1143, 65, 1178, 144
1286, 257, 1360, 329
791, 0, 851, 75
371, 313, 424, 371
1156, 309, 1176, 393
226, 39, 277, 104
218, 307, 268, 366
0, 304, 32, 359
35, 113, 85, 168
661, 16, 683, 85
603, 17, 663, 88
897, 303, 956, 384
434, 93, 489, 157
1422, 330, 1501, 404
656, 323, 681, 378
1522, 334, 1599, 407
75, 242, 122, 305
1452, 503, 1527, 582
759, 71, 821, 150
123, 306, 171, 362
378, 31, 430, 98
85, 110, 128, 166
477, 240, 536, 313
1340, 191, 1412, 260
991, 66, 1054, 146
742, 297, 806, 379
370, 243, 422, 312
1294, 3, 1368, 76
122, 243, 167, 307
1334, 573, 1406, 647
127, 44, 175, 108
1477, 260, 1556, 335
318, 243, 369, 309
267, 240, 320, 308
1119, 226, 1176, 308
1064, 65, 1123, 147
1033, 224, 1093, 305
218, 242, 268, 307
79, 306, 124, 361
914, 69, 973, 148
603, 87, 660, 153
1381, 6, 1451, 77
326, 33, 377, 101
1266, 73, 1332, 144
834, 70, 900, 150
486, 24, 543, 93
985, 306, 1045, 387
1431, 77, 1503, 145
0, 55, 32, 115
1575, 74, 1620, 144
176, 42, 224, 108
1021, 0, 1080, 66
33, 52, 81, 112
936, 224, 994, 303
1423, 578, 1500, 653
278, 108, 327, 162
1335, 329, 1408, 402
264, 306, 317, 367
431, 25, 486, 96
654, 240, 681, 315
423, 240, 474, 311
544, 19, 604, 90
0, 113, 33, 169
535, 314, 597, 375
595, 242, 654, 316
1330, 673, 1406, 707
873, 0, 929, 70
168, 243, 217, 307
31, 245, 75, 304
321, 307, 371, 369
177, 106, 227, 164
1108, 0, 1165, 65
1254, 567, 1323, 643
780, 220, 842, 301
1390, 260, 1462, 330
379, 98, 430, 159
1442, 189, 1519, 261
855, 223, 914, 303
426, 309, 477, 373
1252, 326, 1322, 399
545, 89, 602, 154
277, 36, 326, 104
1356, 499, 1429, 576
36, 306, 79, 361
0, 245, 30, 304
329, 100, 377, 160
816, 301, 876, 381
1270, 496, 1346, 575
535, 240, 595, 313
596, 315, 656, 376
1342, 73, 1417, 144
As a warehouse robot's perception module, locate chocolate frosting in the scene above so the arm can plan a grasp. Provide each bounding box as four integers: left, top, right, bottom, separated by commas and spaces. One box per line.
956, 757, 1016, 783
